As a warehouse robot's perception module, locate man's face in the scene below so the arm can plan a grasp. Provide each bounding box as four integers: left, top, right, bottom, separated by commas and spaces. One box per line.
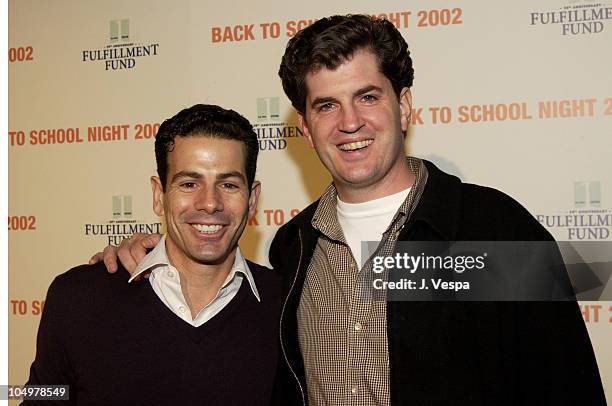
151, 136, 260, 269
298, 48, 412, 202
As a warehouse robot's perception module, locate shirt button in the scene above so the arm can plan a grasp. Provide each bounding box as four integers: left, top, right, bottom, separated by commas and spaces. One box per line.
354, 322, 363, 332
166, 270, 175, 278
178, 306, 186, 313
350, 385, 358, 395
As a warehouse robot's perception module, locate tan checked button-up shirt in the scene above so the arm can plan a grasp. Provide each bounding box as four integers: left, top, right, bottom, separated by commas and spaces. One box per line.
297, 158, 428, 406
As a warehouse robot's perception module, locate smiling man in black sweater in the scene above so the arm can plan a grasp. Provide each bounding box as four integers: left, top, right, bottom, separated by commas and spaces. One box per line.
24, 104, 281, 405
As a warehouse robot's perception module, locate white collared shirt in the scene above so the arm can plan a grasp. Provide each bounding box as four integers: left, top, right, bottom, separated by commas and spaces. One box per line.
130, 235, 260, 327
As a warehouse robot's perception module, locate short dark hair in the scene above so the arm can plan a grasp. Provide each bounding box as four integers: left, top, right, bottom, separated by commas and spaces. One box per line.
155, 104, 258, 190
278, 14, 414, 114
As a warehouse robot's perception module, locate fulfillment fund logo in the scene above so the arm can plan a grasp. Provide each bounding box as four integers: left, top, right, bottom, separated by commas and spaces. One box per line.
537, 181, 611, 240
530, 1, 612, 35
82, 19, 160, 70
84, 195, 162, 245
112, 195, 133, 219
252, 97, 303, 151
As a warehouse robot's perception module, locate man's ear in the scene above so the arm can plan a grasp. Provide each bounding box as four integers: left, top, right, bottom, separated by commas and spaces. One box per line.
151, 176, 165, 217
248, 180, 261, 220
298, 113, 315, 149
399, 87, 412, 132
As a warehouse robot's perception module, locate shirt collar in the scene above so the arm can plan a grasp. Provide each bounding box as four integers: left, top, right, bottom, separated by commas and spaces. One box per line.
129, 235, 260, 302
311, 183, 345, 242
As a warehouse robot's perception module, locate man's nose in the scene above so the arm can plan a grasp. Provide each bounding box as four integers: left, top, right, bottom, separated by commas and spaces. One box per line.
339, 105, 364, 134
194, 186, 223, 213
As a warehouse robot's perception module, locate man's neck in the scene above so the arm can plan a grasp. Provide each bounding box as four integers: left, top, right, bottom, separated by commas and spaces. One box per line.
165, 242, 236, 319
336, 160, 415, 203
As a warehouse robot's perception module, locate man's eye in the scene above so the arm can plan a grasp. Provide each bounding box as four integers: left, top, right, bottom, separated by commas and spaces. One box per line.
362, 94, 377, 103
222, 183, 239, 189
317, 103, 335, 112
180, 182, 197, 189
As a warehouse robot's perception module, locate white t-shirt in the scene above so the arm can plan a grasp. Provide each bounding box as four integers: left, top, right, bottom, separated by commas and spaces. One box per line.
336, 187, 411, 270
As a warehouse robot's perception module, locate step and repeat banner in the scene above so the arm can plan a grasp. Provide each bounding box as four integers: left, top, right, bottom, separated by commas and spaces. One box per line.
8, 0, 611, 402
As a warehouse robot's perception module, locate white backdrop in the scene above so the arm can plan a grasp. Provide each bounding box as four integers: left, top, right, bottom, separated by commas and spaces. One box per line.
9, 0, 611, 402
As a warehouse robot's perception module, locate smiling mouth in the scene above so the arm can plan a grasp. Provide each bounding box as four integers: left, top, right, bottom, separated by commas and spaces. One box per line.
191, 224, 224, 234
338, 139, 373, 151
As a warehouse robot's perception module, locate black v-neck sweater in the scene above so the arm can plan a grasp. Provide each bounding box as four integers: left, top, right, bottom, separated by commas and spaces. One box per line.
25, 261, 281, 406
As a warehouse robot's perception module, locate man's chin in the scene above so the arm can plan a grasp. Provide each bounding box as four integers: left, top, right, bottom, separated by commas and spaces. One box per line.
187, 247, 234, 267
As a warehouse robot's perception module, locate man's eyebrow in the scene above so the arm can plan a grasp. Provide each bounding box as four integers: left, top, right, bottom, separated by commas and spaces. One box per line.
310, 96, 337, 109
354, 85, 383, 96
217, 171, 247, 183
309, 85, 383, 109
171, 171, 202, 183
171, 170, 247, 183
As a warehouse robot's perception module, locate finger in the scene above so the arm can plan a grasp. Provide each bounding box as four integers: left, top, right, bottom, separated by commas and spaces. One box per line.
88, 251, 104, 265
117, 238, 139, 274
131, 238, 149, 264
102, 245, 119, 273
128, 233, 161, 264
143, 233, 162, 248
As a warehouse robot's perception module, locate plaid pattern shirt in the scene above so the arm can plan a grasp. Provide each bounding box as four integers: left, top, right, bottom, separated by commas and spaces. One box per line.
297, 157, 428, 406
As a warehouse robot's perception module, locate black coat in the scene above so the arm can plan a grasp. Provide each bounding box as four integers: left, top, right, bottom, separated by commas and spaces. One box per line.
270, 160, 606, 406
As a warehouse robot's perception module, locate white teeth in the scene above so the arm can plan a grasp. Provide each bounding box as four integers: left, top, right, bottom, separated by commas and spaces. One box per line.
338, 139, 373, 151
192, 224, 223, 233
